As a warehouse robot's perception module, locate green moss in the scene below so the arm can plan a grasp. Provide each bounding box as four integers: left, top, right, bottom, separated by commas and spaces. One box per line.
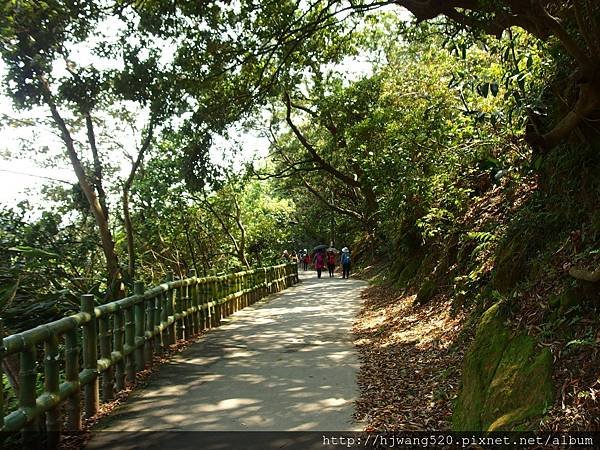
483, 336, 553, 430
453, 303, 554, 431
453, 303, 510, 430
415, 278, 436, 305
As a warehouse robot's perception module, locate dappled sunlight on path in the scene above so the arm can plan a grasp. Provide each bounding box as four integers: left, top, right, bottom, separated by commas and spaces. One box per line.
93, 271, 366, 432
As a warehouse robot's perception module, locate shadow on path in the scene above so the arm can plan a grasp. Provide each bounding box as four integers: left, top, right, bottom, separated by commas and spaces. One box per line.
89, 271, 366, 443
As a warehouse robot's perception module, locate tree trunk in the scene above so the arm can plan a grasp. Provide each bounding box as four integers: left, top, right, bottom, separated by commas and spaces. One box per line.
123, 188, 135, 282
38, 73, 124, 301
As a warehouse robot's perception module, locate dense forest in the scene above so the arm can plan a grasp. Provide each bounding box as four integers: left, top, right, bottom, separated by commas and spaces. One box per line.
1, 0, 599, 434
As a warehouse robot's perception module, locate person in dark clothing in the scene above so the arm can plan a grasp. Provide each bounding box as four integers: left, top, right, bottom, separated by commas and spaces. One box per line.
341, 247, 351, 279
326, 251, 336, 277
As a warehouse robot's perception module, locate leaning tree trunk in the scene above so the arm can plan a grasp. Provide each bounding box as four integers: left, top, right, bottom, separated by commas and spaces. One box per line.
38, 73, 124, 301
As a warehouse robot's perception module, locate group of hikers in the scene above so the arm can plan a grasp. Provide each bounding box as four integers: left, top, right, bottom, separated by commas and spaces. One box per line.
296, 246, 351, 279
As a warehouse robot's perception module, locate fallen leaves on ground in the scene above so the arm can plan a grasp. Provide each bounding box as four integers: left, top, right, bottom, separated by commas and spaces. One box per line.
353, 285, 470, 431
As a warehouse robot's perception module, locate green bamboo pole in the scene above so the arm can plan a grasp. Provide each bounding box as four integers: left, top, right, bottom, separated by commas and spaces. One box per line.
99, 315, 113, 402
153, 293, 162, 354
233, 274, 238, 311
196, 280, 204, 331
159, 290, 168, 351
166, 273, 175, 345
64, 328, 81, 431
81, 294, 99, 419
223, 276, 229, 320
134, 281, 145, 371
175, 280, 184, 341
233, 274, 239, 312
124, 303, 136, 383
20, 344, 38, 450
189, 270, 199, 337
221, 276, 228, 318
113, 307, 125, 392
144, 293, 154, 366
206, 278, 213, 329
182, 282, 191, 340
0, 319, 4, 430
241, 273, 246, 308
216, 277, 223, 324
208, 278, 215, 328
44, 334, 60, 448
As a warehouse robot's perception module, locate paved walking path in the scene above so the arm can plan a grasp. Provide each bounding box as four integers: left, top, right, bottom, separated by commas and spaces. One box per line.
89, 271, 366, 445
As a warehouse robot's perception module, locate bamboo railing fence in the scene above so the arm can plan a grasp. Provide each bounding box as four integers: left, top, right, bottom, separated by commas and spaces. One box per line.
0, 263, 298, 448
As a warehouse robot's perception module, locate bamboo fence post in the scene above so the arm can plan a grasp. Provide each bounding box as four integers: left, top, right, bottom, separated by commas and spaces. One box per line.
166, 273, 175, 345
207, 278, 214, 329
238, 271, 241, 309
160, 290, 168, 351
113, 307, 125, 392
208, 277, 216, 328
0, 319, 4, 430
232, 274, 236, 312
81, 294, 99, 419
134, 281, 145, 371
211, 277, 218, 327
64, 328, 81, 430
227, 275, 232, 316
99, 314, 113, 402
214, 276, 219, 326
197, 279, 205, 331
124, 303, 135, 384
236, 273, 242, 311
20, 344, 38, 450
205, 279, 211, 329
182, 279, 192, 340
189, 270, 199, 337
153, 292, 162, 354
234, 273, 239, 311
175, 279, 184, 341
240, 273, 246, 308
145, 293, 154, 366
217, 276, 224, 324
44, 333, 60, 448
222, 276, 229, 318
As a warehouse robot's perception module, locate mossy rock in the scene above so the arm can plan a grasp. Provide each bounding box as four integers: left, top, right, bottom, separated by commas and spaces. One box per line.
415, 278, 437, 305
483, 336, 553, 430
453, 303, 510, 430
453, 303, 554, 431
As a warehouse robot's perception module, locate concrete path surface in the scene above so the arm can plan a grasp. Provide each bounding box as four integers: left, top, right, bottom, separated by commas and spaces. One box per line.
91, 271, 366, 439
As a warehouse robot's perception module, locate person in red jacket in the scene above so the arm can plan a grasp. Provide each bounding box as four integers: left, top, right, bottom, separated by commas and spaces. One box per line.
313, 251, 325, 278
302, 251, 310, 271
326, 250, 336, 277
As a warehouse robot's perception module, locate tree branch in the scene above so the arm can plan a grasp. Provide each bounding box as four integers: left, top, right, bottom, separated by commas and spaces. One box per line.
284, 92, 360, 187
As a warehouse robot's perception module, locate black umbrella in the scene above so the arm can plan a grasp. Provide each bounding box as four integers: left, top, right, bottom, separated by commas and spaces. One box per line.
313, 244, 328, 252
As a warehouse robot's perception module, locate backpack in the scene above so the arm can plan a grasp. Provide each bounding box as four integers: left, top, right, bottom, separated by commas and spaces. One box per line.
342, 252, 351, 264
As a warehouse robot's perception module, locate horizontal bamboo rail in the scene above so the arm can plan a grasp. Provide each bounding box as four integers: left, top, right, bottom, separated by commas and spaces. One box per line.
0, 263, 298, 449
